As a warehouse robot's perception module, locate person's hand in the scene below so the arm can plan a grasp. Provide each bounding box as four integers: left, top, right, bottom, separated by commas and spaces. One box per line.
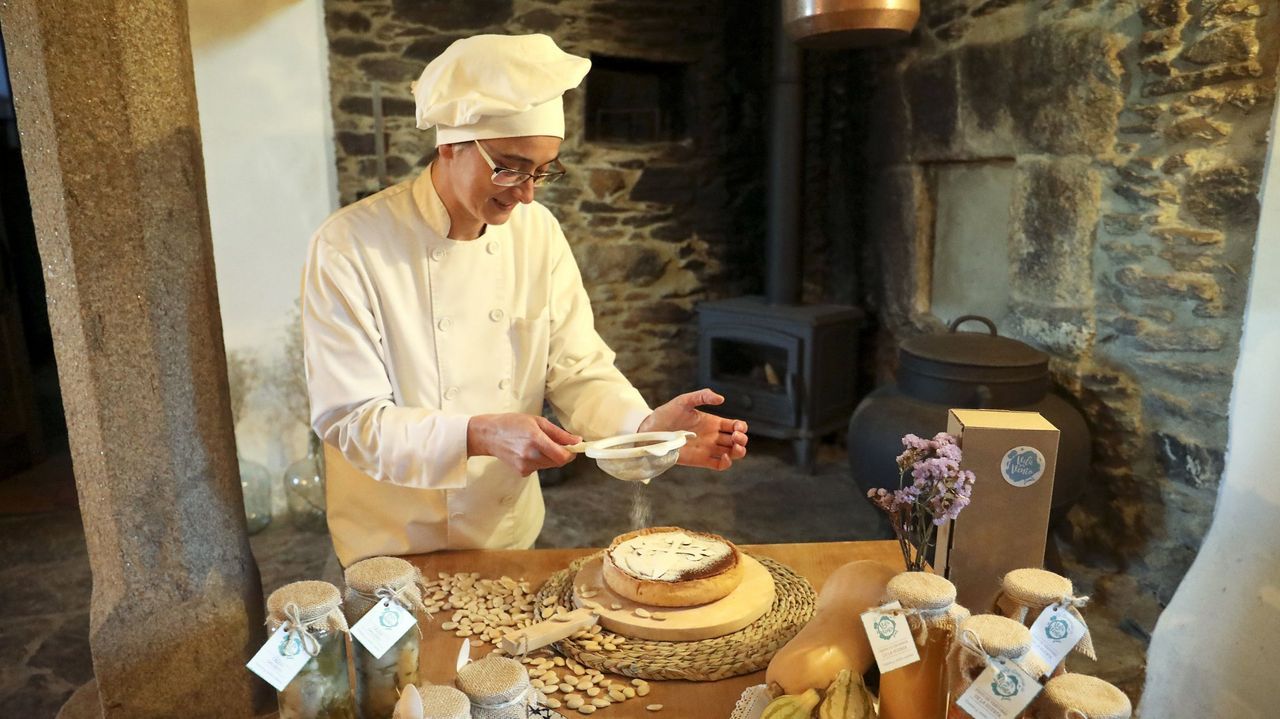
467, 413, 582, 476
637, 389, 748, 470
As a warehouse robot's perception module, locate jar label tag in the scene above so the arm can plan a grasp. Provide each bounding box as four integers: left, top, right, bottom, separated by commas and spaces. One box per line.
1027, 603, 1086, 674
351, 599, 417, 659
955, 657, 1042, 719
860, 601, 920, 673
246, 623, 313, 692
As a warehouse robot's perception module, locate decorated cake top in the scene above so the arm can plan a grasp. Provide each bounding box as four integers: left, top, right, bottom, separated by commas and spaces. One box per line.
608, 529, 736, 582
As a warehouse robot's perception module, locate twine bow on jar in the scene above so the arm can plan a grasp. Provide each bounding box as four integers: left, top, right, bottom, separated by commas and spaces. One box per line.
951, 629, 1024, 688
1044, 594, 1095, 660
281, 602, 323, 657
265, 580, 350, 659
375, 582, 434, 620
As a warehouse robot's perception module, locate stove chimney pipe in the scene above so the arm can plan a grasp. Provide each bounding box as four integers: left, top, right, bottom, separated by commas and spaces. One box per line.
766, 2, 803, 306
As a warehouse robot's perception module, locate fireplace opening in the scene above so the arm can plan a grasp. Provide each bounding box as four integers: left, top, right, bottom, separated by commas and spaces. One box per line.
710, 338, 789, 392
585, 55, 690, 143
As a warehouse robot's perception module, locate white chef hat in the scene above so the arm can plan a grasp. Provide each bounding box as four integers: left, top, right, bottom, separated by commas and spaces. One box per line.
412, 34, 591, 147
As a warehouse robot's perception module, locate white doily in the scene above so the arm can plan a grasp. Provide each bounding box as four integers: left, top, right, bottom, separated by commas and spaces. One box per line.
730, 684, 773, 719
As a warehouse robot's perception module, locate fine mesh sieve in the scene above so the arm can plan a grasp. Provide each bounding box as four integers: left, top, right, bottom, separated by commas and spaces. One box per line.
567, 431, 695, 482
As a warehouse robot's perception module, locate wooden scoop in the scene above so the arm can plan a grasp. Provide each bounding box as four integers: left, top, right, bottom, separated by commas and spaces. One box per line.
498, 607, 600, 655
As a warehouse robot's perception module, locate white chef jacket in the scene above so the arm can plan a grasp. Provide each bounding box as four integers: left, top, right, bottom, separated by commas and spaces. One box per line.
302, 167, 652, 566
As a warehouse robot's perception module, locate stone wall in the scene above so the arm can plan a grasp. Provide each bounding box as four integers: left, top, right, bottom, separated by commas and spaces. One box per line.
322, 0, 769, 405
811, 0, 1278, 686
316, 0, 1278, 689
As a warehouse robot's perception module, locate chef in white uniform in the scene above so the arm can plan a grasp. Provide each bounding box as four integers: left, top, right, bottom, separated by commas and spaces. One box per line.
303, 34, 750, 567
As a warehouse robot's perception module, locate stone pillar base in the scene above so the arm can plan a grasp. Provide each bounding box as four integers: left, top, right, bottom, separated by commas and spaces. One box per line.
55, 680, 100, 719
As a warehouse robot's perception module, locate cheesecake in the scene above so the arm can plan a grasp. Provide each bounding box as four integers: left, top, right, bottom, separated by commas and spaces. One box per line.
601, 526, 745, 607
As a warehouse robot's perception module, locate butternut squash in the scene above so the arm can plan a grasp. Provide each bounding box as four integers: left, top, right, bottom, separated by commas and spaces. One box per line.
762, 688, 822, 719
765, 560, 897, 695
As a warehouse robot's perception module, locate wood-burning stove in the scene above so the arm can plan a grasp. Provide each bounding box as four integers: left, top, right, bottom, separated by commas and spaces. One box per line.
698, 297, 862, 471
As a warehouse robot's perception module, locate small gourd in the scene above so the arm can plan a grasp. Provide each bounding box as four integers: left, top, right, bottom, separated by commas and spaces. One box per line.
763, 688, 822, 719
818, 669, 877, 719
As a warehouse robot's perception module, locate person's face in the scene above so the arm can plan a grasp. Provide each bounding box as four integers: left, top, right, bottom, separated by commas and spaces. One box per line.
438, 136, 563, 227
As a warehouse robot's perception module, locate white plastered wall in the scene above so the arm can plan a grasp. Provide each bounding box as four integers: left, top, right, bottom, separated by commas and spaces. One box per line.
188, 0, 338, 502
1140, 70, 1280, 716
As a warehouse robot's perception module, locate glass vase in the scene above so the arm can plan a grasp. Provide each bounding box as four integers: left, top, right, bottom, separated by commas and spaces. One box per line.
239, 457, 273, 535
285, 434, 327, 532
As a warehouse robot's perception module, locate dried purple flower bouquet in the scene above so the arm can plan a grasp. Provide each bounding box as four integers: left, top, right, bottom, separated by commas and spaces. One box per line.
867, 432, 976, 572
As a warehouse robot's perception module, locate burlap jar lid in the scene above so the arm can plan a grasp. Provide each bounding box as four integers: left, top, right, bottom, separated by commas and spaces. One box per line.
887, 571, 957, 610
344, 555, 429, 624
266, 580, 346, 633
420, 684, 473, 719
346, 556, 419, 593
998, 568, 1096, 660
958, 614, 1052, 679
1003, 568, 1075, 606
455, 655, 530, 705
961, 614, 1032, 658
1040, 673, 1132, 719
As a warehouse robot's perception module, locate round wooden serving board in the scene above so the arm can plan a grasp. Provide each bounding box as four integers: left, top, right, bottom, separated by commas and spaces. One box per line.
570, 553, 776, 641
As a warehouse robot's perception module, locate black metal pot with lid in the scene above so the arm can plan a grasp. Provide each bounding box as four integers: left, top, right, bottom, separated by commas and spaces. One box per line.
898, 315, 1051, 408
847, 314, 1091, 569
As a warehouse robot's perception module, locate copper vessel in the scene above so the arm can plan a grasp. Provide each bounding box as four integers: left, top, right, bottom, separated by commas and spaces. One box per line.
782, 0, 920, 48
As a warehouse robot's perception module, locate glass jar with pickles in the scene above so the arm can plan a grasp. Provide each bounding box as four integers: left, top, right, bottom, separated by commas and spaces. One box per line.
344, 557, 426, 719
266, 581, 357, 719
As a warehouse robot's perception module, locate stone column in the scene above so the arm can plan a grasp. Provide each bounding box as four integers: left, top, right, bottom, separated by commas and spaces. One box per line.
0, 1, 269, 717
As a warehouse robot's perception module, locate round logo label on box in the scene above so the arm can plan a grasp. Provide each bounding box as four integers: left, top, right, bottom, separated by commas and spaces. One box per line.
1001, 446, 1046, 487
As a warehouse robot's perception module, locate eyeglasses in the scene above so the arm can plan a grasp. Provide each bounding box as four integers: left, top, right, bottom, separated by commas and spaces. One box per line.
473, 141, 566, 187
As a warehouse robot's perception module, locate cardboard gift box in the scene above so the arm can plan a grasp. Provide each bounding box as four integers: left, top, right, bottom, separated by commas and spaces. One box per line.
935, 409, 1060, 612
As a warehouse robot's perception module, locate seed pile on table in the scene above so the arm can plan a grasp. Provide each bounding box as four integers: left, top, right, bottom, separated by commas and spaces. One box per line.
423, 572, 659, 714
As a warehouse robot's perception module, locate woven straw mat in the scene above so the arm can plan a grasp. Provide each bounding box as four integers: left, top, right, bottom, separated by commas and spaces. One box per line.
534, 552, 815, 682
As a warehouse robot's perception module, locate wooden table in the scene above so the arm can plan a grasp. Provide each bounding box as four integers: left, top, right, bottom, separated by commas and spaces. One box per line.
403, 540, 904, 717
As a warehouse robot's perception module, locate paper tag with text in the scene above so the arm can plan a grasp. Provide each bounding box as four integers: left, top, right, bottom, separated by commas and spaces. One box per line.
246, 624, 312, 692
351, 599, 417, 659
456, 637, 472, 671
860, 601, 920, 673
1028, 603, 1087, 675
954, 657, 1042, 719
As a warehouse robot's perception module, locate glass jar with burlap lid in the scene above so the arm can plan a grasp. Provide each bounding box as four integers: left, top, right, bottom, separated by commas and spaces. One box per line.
994, 568, 1096, 673
344, 557, 430, 719
1027, 673, 1132, 719
454, 655, 534, 719
945, 614, 1050, 719
878, 572, 971, 719
266, 580, 357, 719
